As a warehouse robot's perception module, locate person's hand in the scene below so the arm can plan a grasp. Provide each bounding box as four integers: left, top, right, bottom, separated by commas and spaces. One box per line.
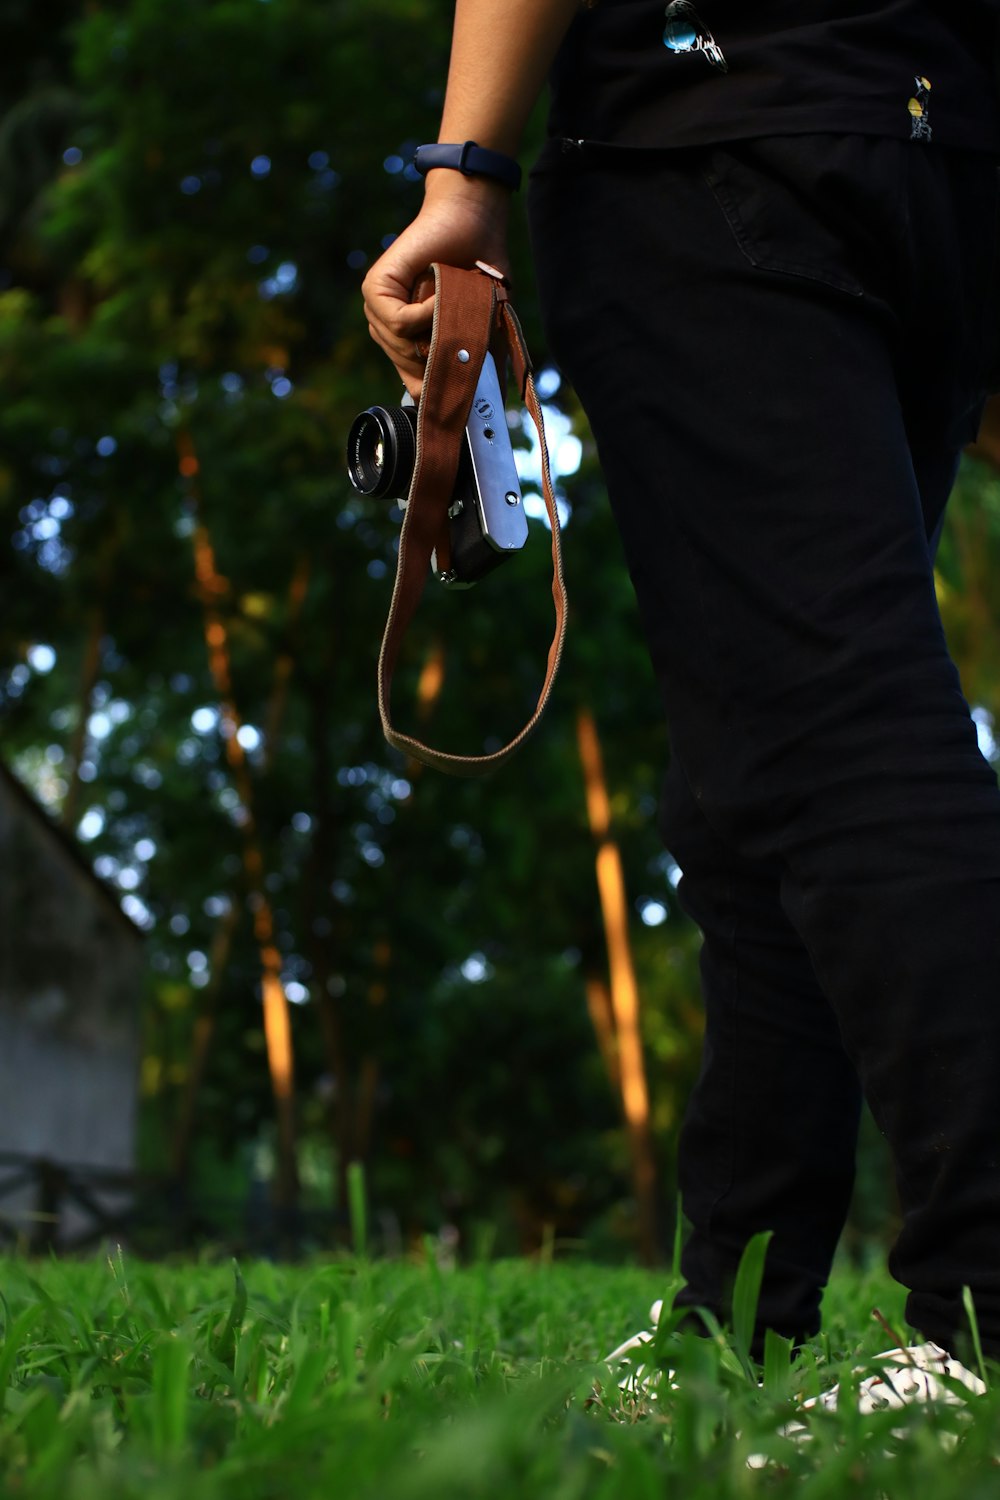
361, 172, 511, 399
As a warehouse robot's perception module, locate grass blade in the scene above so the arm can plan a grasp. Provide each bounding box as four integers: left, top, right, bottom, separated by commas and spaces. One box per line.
151, 1335, 192, 1457
211, 1260, 248, 1369
731, 1229, 773, 1379
0, 1306, 44, 1415
962, 1285, 989, 1388
762, 1326, 793, 1396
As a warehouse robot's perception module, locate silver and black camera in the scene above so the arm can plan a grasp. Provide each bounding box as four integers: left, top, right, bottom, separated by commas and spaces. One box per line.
346, 351, 528, 587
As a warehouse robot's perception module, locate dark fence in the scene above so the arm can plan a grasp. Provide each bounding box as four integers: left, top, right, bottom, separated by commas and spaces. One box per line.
0, 1152, 354, 1257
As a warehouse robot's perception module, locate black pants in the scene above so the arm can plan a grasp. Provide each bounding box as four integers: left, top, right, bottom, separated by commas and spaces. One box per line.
528, 133, 1000, 1356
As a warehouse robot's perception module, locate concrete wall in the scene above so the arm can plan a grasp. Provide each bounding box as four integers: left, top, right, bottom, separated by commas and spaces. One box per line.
0, 767, 144, 1242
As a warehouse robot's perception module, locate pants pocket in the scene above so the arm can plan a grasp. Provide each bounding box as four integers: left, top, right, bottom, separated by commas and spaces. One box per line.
702, 140, 866, 297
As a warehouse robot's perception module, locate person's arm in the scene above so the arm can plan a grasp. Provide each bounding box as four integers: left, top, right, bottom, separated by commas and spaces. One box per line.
361, 0, 580, 396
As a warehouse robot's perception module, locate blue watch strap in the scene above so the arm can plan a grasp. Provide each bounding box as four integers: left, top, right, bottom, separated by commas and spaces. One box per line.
413, 141, 522, 191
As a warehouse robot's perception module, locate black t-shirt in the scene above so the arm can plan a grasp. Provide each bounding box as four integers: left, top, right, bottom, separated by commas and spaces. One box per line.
547, 0, 1000, 151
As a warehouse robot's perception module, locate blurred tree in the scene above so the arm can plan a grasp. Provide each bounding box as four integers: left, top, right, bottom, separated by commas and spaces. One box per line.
22, 0, 997, 1264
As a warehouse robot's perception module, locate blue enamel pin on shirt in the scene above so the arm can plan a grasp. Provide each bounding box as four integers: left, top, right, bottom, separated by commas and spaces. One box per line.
663, 0, 728, 72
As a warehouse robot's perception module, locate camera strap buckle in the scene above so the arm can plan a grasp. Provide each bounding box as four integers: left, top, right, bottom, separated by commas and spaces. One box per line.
376, 261, 568, 776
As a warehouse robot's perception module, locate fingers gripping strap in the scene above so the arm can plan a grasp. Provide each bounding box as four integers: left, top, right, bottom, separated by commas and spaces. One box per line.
376, 264, 568, 776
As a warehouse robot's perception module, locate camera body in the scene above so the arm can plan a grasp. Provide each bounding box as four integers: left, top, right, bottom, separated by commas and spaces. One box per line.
346, 351, 528, 587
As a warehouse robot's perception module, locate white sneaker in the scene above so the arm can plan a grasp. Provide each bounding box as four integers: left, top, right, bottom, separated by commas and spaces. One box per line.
603, 1299, 667, 1394
800, 1340, 985, 1415
746, 1341, 986, 1469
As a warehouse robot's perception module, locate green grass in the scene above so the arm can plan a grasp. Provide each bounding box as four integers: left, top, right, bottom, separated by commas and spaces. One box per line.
0, 1248, 998, 1499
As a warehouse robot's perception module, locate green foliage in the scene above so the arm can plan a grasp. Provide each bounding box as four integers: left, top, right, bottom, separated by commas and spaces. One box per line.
731, 1230, 773, 1380
8, 0, 999, 1259
962, 1286, 989, 1390
209, 1261, 247, 1370
935, 457, 1000, 712
0, 0, 708, 1251
0, 1253, 997, 1499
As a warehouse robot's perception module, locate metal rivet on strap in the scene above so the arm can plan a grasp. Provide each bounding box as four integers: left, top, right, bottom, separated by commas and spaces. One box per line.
457, 349, 470, 363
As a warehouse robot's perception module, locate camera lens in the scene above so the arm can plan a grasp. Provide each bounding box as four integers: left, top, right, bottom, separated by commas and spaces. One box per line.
346, 405, 418, 498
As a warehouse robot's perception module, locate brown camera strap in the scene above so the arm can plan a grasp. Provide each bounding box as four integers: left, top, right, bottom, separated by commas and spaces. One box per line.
376, 261, 568, 776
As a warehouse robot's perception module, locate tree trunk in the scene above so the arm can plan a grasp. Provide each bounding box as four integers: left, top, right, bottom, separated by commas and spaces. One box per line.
169, 553, 309, 1204
179, 426, 299, 1213
584, 968, 621, 1094
576, 704, 659, 1264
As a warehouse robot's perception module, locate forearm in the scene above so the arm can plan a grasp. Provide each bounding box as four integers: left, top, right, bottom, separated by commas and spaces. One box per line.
363, 0, 579, 393
436, 0, 581, 157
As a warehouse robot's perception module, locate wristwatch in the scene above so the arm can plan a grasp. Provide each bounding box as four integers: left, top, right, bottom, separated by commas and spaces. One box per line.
413, 141, 522, 192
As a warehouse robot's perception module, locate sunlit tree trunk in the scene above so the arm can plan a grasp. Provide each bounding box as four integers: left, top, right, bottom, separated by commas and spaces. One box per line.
576, 704, 658, 1264
413, 641, 446, 725
178, 427, 299, 1212
168, 551, 309, 1204
584, 969, 621, 1094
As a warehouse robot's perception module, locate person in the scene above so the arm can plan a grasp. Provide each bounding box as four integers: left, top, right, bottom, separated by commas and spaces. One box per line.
362, 0, 1000, 1391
